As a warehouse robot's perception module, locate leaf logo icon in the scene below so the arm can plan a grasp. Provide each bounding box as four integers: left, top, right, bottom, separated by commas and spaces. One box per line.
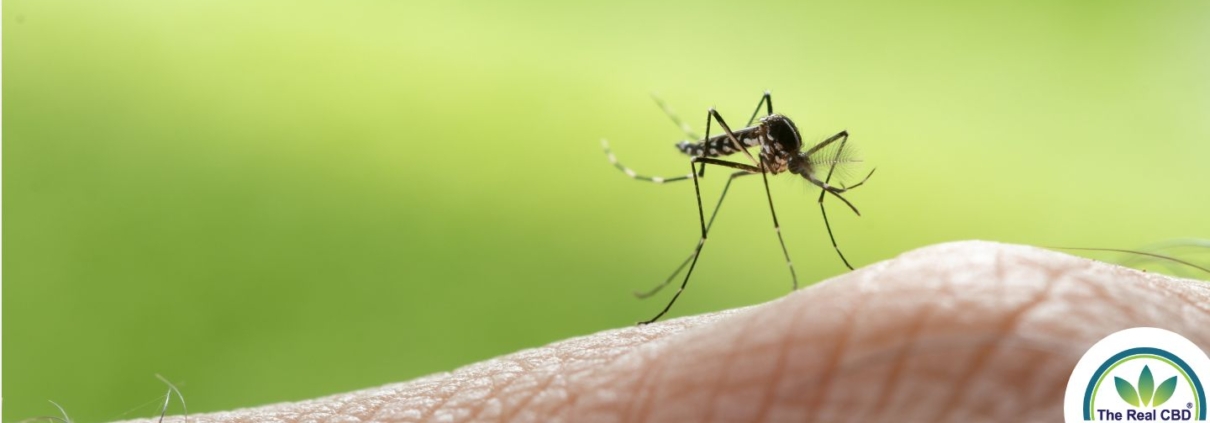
1115, 365, 1179, 407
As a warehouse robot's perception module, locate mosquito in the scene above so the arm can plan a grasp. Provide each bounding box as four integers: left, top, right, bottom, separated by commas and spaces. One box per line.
602, 91, 876, 324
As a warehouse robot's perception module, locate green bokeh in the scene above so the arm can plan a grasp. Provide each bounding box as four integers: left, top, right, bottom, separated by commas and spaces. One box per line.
5, 0, 1208, 421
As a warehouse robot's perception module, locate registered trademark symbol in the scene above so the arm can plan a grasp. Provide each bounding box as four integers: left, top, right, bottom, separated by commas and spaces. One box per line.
1189, 402, 1194, 409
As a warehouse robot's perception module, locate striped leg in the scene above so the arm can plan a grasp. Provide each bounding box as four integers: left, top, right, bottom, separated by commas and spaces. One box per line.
757, 154, 800, 290
601, 139, 693, 184
804, 131, 877, 214
705, 100, 802, 291
655, 91, 773, 149
698, 108, 761, 179
651, 93, 699, 140
695, 91, 772, 179
640, 158, 761, 325
634, 171, 754, 299
745, 91, 774, 126
632, 92, 784, 296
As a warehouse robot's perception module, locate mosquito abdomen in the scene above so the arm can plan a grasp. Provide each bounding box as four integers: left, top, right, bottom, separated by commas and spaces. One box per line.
675, 127, 763, 158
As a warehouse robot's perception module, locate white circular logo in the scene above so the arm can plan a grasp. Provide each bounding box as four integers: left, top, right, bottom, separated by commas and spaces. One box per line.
1065, 328, 1210, 421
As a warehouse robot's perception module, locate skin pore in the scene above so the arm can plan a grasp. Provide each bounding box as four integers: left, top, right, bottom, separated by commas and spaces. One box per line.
120, 241, 1210, 423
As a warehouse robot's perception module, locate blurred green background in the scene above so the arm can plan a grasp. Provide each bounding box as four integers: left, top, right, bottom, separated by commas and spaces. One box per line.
4, 0, 1209, 420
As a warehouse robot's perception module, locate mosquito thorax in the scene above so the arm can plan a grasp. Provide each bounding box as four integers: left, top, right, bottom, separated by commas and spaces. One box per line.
760, 114, 803, 152
756, 114, 803, 174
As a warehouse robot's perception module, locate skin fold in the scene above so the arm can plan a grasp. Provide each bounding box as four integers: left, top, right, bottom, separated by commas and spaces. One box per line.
121, 241, 1210, 423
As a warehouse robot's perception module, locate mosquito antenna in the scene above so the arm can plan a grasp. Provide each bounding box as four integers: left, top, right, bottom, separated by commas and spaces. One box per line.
651, 92, 699, 140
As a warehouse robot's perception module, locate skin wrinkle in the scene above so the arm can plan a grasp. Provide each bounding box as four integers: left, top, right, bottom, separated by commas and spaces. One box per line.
980, 338, 1058, 418
700, 301, 767, 422
382, 377, 449, 420
800, 277, 865, 423
495, 360, 558, 422
588, 242, 1190, 420
1078, 264, 1148, 325
560, 342, 644, 420
469, 354, 535, 422
501, 351, 570, 420
1068, 263, 1188, 331
425, 321, 712, 422
625, 340, 667, 423
1103, 257, 1205, 323
628, 329, 683, 421
864, 266, 953, 420
561, 309, 744, 418
779, 345, 1073, 422
930, 248, 1066, 422
1031, 273, 1122, 343
1034, 351, 1077, 413
113, 241, 1210, 423
334, 390, 385, 423
852, 250, 957, 421
1013, 338, 1089, 408
648, 309, 759, 420
412, 372, 466, 422
747, 278, 812, 423
851, 242, 1079, 420
688, 297, 797, 422
358, 397, 393, 422
759, 332, 1083, 422
546, 343, 624, 422
1132, 273, 1210, 321
578, 315, 712, 420
1155, 278, 1210, 316
642, 308, 770, 422
541, 320, 714, 421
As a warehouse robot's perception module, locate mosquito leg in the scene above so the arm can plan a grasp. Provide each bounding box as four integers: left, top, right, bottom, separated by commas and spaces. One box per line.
818, 197, 855, 270
640, 159, 709, 324
601, 139, 694, 184
709, 109, 760, 167
805, 131, 877, 208
757, 155, 799, 289
816, 168, 877, 216
651, 93, 699, 140
698, 109, 711, 178
804, 130, 849, 157
745, 91, 774, 126
815, 131, 858, 270
640, 158, 760, 325
839, 168, 877, 191
635, 171, 754, 298
696, 105, 764, 178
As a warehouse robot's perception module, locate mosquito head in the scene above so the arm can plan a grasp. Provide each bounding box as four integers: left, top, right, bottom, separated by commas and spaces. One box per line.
761, 114, 802, 152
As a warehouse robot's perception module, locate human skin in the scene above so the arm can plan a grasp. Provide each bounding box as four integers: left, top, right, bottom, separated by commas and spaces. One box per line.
124, 241, 1210, 423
